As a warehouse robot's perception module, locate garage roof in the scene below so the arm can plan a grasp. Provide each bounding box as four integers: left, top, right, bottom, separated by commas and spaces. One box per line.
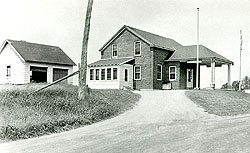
1, 39, 76, 66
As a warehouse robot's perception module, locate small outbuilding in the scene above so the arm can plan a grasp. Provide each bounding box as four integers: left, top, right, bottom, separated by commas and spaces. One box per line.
0, 39, 76, 84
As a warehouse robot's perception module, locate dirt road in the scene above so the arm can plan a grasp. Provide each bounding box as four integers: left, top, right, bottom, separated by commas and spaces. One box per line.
1, 90, 250, 153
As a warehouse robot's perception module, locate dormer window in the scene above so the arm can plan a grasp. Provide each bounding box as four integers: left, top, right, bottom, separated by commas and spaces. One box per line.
134, 41, 141, 56
112, 44, 118, 57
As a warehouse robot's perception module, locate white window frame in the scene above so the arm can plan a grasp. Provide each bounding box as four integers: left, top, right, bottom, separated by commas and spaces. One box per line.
125, 68, 129, 82
134, 66, 141, 80
113, 68, 118, 80
101, 68, 106, 80
90, 69, 94, 80
95, 69, 100, 80
107, 68, 112, 80
169, 66, 176, 81
157, 64, 162, 80
112, 44, 118, 58
6, 65, 11, 77
134, 41, 141, 56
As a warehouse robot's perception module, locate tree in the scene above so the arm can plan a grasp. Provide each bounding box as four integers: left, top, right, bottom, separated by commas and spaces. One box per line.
79, 0, 94, 100
242, 76, 250, 90
221, 82, 229, 89
232, 81, 240, 91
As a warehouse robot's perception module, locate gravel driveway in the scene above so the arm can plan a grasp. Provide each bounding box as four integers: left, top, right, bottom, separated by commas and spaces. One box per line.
1, 90, 250, 153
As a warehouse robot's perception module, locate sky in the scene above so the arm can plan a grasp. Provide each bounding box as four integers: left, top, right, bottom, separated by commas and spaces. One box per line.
0, 0, 249, 88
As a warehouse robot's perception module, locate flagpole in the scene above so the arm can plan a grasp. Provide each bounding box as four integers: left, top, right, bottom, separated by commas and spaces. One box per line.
196, 8, 199, 89
239, 30, 242, 91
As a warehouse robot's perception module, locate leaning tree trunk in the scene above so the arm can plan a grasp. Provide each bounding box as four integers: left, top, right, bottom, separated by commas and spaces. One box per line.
79, 0, 94, 100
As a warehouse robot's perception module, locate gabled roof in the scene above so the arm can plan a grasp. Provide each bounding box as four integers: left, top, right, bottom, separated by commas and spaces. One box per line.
99, 25, 182, 52
167, 45, 233, 64
98, 25, 233, 65
0, 39, 76, 66
88, 57, 134, 67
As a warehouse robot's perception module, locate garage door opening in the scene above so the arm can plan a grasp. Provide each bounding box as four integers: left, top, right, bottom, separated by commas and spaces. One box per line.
30, 66, 47, 83
53, 68, 68, 83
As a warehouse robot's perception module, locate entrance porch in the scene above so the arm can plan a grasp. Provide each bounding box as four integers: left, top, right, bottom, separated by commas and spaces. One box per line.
166, 45, 234, 89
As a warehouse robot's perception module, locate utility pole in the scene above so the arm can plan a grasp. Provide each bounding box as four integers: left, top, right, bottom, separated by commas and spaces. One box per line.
196, 8, 200, 89
79, 0, 94, 100
239, 30, 242, 91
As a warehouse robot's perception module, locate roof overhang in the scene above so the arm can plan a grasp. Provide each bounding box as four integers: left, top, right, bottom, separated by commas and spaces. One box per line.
99, 26, 153, 52
0, 39, 26, 62
150, 45, 176, 52
166, 57, 234, 66
88, 57, 134, 68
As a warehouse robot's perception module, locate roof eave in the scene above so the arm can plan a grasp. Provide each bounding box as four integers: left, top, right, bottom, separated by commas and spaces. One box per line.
27, 60, 76, 66
99, 25, 153, 52
166, 57, 233, 65
1, 40, 26, 62
151, 45, 175, 52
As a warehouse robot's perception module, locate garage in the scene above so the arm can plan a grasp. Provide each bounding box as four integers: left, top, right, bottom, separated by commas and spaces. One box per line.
53, 68, 68, 82
30, 66, 47, 83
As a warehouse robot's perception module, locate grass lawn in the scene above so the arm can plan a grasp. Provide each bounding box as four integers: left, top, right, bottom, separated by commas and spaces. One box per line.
0, 84, 140, 141
185, 90, 250, 116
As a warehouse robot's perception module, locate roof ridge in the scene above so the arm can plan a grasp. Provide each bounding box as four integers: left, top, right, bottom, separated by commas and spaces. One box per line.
97, 57, 134, 61
126, 25, 181, 44
4, 39, 76, 66
7, 39, 60, 49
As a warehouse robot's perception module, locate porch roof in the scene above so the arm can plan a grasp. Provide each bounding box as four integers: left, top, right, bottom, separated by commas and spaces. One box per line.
167, 45, 233, 65
88, 57, 134, 67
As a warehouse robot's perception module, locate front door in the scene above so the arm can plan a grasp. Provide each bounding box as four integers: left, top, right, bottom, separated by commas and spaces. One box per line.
187, 69, 193, 88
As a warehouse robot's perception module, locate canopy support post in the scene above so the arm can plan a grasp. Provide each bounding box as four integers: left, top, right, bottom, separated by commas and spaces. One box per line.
210, 59, 215, 89
227, 64, 231, 89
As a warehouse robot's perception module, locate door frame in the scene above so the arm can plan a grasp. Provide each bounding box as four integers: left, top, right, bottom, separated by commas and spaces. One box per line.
187, 68, 193, 88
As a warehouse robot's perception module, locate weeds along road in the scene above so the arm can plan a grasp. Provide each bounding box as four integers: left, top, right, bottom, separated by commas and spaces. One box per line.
1, 90, 250, 153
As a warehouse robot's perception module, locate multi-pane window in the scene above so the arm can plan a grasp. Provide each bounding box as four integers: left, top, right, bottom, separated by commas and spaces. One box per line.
113, 68, 117, 80
169, 66, 176, 81
157, 64, 162, 80
101, 69, 105, 80
7, 66, 11, 77
112, 44, 118, 57
95, 69, 100, 80
90, 69, 94, 80
107, 68, 111, 80
134, 66, 141, 80
134, 41, 141, 56
125, 69, 128, 82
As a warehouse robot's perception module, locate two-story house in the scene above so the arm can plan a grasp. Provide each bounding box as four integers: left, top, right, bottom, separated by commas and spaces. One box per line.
87, 25, 233, 90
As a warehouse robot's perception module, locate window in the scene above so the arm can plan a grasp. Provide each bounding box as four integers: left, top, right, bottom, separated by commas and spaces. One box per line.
90, 69, 94, 80
134, 66, 141, 80
113, 68, 117, 80
112, 44, 118, 57
101, 69, 105, 80
125, 69, 128, 82
134, 41, 141, 56
6, 66, 11, 77
157, 64, 162, 80
169, 66, 176, 81
95, 69, 100, 80
107, 68, 111, 80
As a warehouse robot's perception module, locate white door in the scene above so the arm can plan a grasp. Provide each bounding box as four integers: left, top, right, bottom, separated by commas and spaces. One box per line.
187, 69, 193, 88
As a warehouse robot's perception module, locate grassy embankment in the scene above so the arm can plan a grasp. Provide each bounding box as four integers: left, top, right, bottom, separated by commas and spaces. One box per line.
185, 90, 250, 116
0, 84, 140, 141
